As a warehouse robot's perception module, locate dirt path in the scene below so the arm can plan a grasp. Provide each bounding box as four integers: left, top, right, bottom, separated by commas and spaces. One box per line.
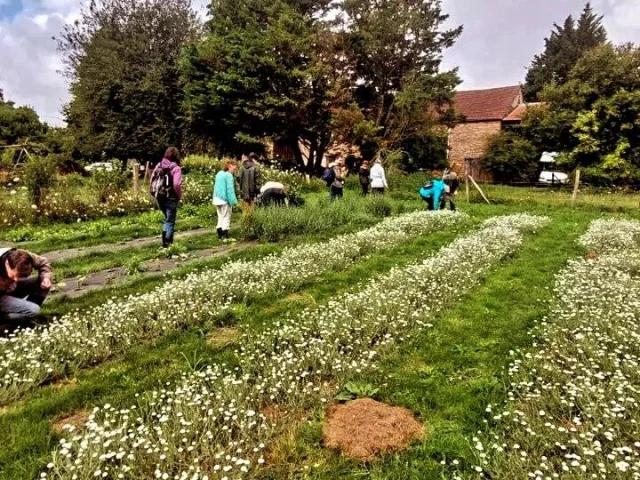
35, 228, 218, 263
51, 242, 254, 300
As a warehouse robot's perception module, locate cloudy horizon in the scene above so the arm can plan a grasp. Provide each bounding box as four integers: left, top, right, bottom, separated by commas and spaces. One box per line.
0, 0, 638, 127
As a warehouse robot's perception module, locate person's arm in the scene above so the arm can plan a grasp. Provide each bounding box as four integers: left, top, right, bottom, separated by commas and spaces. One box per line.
254, 166, 262, 193
27, 250, 53, 288
382, 167, 388, 188
172, 166, 183, 200
227, 173, 238, 205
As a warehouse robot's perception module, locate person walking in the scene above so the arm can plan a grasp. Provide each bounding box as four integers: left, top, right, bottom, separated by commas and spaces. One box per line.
150, 147, 183, 248
358, 161, 371, 196
419, 178, 447, 211
443, 171, 460, 211
370, 158, 388, 194
213, 159, 239, 240
0, 248, 52, 323
238, 152, 262, 204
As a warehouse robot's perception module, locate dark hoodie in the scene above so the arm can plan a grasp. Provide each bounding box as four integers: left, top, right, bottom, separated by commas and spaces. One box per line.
238, 159, 261, 201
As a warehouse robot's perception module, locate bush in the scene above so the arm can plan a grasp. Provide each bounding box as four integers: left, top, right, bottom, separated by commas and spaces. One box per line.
23, 156, 58, 207
364, 195, 393, 218
482, 132, 539, 184
90, 160, 129, 203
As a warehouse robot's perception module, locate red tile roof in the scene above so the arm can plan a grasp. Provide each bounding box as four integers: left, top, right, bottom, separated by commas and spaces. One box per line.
503, 102, 545, 122
454, 85, 522, 122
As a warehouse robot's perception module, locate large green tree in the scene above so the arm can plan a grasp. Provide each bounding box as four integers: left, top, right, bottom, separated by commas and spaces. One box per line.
59, 0, 201, 162
524, 3, 607, 101
0, 95, 48, 146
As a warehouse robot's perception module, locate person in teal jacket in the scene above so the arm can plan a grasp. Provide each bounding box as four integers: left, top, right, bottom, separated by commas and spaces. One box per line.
419, 179, 446, 211
213, 160, 239, 240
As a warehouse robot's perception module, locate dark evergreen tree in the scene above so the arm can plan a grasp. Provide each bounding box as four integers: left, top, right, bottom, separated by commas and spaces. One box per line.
524, 3, 607, 101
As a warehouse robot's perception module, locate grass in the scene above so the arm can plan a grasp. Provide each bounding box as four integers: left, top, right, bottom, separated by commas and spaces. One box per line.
0, 214, 476, 480
258, 206, 601, 480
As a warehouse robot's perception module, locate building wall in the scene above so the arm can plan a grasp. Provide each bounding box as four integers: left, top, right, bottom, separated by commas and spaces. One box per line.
448, 121, 502, 181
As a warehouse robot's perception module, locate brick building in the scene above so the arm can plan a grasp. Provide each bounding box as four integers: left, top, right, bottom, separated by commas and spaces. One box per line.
448, 85, 526, 180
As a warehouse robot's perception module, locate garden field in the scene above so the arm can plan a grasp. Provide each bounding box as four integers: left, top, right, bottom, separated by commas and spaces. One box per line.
1, 166, 640, 480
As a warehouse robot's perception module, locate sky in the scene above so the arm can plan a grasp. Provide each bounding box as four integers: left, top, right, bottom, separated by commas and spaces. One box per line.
0, 0, 638, 127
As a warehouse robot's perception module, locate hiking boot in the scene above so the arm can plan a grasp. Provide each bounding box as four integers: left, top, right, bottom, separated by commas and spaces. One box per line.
161, 232, 169, 248
217, 228, 223, 239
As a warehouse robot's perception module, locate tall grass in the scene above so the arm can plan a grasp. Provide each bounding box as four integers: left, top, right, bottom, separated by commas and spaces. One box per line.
241, 194, 402, 242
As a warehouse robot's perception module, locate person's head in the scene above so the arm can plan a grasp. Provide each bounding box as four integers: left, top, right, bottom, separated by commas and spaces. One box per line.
336, 157, 345, 167
164, 147, 181, 165
248, 152, 260, 163
0, 249, 27, 283
362, 160, 369, 168
223, 159, 238, 173
374, 157, 381, 165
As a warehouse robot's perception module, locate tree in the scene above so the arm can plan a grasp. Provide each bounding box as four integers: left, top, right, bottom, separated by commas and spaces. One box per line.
59, 0, 201, 163
524, 3, 607, 101
182, 0, 350, 173
0, 96, 48, 146
482, 132, 539, 183
342, 0, 461, 154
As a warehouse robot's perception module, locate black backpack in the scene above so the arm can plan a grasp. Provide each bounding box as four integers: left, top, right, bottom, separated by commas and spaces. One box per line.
150, 167, 175, 199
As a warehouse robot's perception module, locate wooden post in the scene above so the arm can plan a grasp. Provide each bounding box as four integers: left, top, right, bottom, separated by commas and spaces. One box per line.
572, 169, 581, 205
465, 158, 470, 203
132, 161, 140, 195
469, 175, 491, 205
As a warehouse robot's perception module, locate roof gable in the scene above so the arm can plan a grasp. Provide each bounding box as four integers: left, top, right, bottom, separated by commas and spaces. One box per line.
454, 85, 522, 122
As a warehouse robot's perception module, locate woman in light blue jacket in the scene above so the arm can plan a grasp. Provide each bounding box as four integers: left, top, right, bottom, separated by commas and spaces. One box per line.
213, 160, 239, 240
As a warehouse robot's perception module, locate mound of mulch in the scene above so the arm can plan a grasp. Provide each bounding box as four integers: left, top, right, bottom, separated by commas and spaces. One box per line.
53, 409, 90, 434
323, 398, 424, 461
585, 251, 598, 260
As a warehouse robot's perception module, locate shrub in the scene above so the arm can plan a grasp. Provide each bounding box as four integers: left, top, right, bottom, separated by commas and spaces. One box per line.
482, 132, 539, 184
23, 156, 58, 207
90, 160, 129, 203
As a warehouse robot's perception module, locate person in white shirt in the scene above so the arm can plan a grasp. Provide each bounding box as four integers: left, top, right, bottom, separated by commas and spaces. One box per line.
369, 158, 388, 194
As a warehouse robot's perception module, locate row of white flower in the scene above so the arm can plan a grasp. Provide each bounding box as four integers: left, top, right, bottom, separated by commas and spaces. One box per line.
0, 211, 467, 405
461, 218, 640, 479
44, 214, 549, 480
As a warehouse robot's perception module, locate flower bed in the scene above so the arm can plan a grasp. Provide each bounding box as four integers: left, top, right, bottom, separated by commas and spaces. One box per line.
0, 211, 466, 404
460, 219, 640, 479
43, 214, 548, 480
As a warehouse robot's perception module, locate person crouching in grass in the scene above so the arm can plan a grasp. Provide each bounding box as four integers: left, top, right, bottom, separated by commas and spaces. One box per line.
213, 159, 239, 241
0, 248, 53, 324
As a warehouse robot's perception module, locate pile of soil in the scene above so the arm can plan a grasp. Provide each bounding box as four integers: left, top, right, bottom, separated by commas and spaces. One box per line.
52, 410, 90, 434
323, 398, 424, 461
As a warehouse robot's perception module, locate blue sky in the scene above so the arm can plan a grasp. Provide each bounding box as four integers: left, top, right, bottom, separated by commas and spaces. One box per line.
0, 0, 639, 126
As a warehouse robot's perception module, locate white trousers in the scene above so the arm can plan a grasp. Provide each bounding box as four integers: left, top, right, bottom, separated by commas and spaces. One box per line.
216, 203, 232, 230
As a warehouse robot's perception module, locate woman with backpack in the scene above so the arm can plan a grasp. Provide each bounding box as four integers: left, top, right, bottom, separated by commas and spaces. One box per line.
213, 159, 239, 240
150, 147, 183, 248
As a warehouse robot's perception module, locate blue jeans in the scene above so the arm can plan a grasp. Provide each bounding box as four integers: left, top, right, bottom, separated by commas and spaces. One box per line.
158, 198, 178, 237
0, 277, 50, 322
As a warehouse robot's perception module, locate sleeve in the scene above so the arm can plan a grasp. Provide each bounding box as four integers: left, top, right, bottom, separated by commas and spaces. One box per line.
227, 173, 238, 206
27, 251, 53, 282
173, 166, 183, 200
382, 167, 388, 188
433, 186, 443, 211
254, 166, 262, 192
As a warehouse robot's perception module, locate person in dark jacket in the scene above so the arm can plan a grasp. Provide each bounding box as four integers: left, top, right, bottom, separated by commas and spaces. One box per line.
358, 161, 371, 196
0, 248, 52, 323
238, 153, 262, 204
443, 171, 460, 211
151, 147, 183, 248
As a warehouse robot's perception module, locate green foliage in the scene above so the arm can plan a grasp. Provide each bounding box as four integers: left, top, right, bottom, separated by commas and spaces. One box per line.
124, 256, 148, 276
156, 243, 188, 259
90, 160, 130, 203
364, 195, 393, 218
59, 0, 201, 162
0, 97, 48, 145
482, 132, 539, 184
335, 381, 380, 402
524, 3, 607, 101
23, 157, 58, 207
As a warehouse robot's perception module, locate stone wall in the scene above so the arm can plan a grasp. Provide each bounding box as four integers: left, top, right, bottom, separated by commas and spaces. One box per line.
448, 121, 502, 181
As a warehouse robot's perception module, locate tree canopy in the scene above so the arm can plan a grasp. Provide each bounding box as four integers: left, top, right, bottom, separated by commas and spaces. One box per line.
59, 0, 201, 162
524, 3, 607, 101
0, 94, 48, 146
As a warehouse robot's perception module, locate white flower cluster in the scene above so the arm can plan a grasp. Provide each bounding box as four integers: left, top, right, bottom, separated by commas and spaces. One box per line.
0, 211, 466, 405
44, 214, 548, 480
463, 218, 640, 480
578, 218, 640, 253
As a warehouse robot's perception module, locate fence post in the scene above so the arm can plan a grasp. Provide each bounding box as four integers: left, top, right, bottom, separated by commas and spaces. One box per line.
571, 169, 581, 205
132, 160, 140, 196
465, 158, 470, 203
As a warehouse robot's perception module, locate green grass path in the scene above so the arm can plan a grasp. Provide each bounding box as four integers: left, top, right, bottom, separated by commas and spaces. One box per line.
267, 209, 597, 480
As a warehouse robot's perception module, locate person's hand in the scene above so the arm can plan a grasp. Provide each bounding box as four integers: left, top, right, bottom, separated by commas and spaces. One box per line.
41, 277, 52, 290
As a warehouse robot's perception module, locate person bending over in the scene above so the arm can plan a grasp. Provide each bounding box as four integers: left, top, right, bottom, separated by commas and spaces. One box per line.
256, 181, 288, 207
0, 248, 53, 323
419, 179, 446, 211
